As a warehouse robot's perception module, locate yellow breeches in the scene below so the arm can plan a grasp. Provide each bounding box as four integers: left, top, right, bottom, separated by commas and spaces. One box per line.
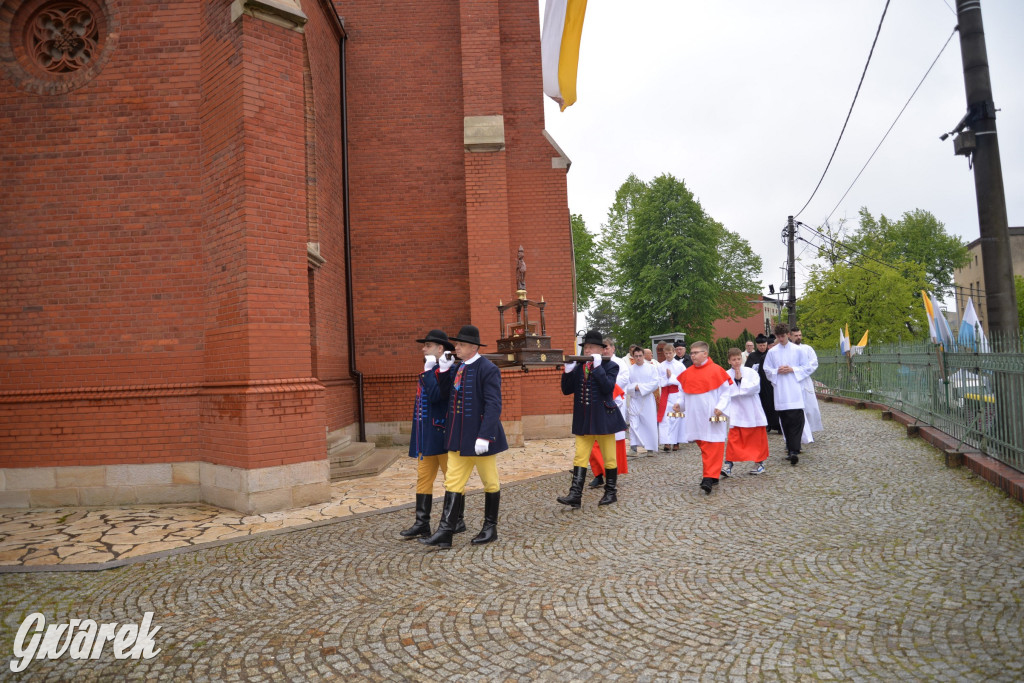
574, 434, 617, 468
415, 453, 449, 495
443, 450, 500, 494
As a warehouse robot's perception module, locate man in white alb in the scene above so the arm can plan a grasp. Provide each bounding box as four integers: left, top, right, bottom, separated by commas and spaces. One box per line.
790, 327, 822, 445
763, 323, 809, 465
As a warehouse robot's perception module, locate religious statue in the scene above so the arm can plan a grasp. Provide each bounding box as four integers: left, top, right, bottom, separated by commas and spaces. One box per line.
516, 245, 526, 292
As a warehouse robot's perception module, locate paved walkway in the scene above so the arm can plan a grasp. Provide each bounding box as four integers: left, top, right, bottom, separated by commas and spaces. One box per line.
0, 440, 575, 568
2, 402, 1023, 680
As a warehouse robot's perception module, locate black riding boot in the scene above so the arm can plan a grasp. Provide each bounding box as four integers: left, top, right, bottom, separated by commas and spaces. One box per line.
557, 466, 587, 508
471, 491, 500, 545
598, 468, 618, 506
588, 473, 604, 489
419, 491, 462, 549
453, 494, 467, 534
399, 493, 432, 538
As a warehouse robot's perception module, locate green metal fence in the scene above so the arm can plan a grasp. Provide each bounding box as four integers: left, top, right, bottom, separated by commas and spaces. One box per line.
816, 333, 1024, 474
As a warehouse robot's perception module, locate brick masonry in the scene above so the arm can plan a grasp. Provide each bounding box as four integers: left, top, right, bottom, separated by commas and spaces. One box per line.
0, 0, 574, 511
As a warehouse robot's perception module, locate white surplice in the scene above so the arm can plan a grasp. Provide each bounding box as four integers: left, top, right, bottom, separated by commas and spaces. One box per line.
611, 354, 630, 440
763, 341, 808, 411
679, 365, 732, 443
658, 358, 686, 445
795, 342, 823, 443
627, 360, 660, 450
725, 365, 767, 428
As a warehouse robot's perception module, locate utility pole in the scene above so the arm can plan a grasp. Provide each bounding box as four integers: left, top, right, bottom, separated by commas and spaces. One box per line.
786, 215, 797, 327
954, 0, 1019, 335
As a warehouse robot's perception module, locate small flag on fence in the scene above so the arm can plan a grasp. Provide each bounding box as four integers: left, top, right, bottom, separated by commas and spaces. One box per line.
839, 326, 850, 355
542, 0, 588, 111
851, 330, 868, 355
928, 291, 956, 349
921, 290, 938, 343
957, 297, 990, 353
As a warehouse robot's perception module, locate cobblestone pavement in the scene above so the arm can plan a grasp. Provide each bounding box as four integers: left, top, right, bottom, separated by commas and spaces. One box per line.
2, 402, 1023, 681
0, 440, 574, 568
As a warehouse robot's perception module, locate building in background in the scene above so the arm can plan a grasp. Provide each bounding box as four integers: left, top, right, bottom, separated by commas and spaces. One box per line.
953, 227, 1024, 332
713, 296, 782, 340
0, 0, 575, 512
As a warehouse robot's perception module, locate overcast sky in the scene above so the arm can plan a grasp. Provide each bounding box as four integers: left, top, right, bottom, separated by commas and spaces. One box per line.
541, 0, 1024, 311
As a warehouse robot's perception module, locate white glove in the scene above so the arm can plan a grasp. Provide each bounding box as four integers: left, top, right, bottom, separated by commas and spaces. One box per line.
423, 355, 437, 371
438, 353, 455, 372
614, 396, 625, 409
591, 354, 602, 367
563, 361, 577, 374
474, 438, 489, 455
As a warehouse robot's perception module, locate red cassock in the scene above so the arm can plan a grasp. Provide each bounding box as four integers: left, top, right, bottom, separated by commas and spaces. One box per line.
726, 426, 769, 462
589, 384, 628, 475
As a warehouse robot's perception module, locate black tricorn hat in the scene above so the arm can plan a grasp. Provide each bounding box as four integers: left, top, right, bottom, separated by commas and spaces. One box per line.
755, 334, 769, 343
450, 325, 486, 347
580, 330, 608, 348
416, 329, 454, 351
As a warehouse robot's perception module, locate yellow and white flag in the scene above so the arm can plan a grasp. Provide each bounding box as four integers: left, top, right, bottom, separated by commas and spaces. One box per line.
542, 0, 587, 111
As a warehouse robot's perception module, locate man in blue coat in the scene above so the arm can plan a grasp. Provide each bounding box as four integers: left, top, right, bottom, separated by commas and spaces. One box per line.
399, 329, 467, 539
421, 325, 508, 549
558, 329, 628, 508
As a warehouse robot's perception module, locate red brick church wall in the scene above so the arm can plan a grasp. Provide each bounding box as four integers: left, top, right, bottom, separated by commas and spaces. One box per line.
342, 0, 574, 426
1, 2, 207, 467
0, 0, 573, 484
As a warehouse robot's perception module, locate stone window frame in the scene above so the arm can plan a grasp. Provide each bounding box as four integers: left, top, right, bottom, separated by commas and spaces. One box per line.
0, 0, 120, 96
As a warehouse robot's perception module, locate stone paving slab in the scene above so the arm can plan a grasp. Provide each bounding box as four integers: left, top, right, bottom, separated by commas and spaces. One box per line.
0, 440, 576, 569
1, 402, 1023, 680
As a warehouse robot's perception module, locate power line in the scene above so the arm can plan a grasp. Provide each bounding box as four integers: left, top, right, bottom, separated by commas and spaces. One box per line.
796, 235, 883, 278
793, 0, 892, 219
819, 27, 959, 227
797, 222, 906, 277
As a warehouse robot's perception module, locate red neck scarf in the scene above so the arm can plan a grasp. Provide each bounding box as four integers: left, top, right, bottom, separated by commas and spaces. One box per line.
677, 360, 733, 394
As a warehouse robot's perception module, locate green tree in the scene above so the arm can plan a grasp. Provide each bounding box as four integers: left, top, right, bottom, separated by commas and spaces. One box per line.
1016, 275, 1024, 332
595, 173, 762, 344
849, 208, 969, 298
798, 258, 928, 346
570, 213, 601, 310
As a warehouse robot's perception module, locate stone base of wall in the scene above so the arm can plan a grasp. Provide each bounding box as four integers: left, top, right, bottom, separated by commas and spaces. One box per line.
522, 413, 571, 439
0, 460, 330, 514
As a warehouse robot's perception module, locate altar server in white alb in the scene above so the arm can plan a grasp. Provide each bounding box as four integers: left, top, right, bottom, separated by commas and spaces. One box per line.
626, 344, 660, 455
656, 342, 686, 451
721, 348, 770, 477
790, 327, 823, 445
763, 323, 809, 465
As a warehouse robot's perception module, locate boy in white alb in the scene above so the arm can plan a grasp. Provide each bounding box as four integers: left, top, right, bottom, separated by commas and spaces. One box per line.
721, 347, 770, 477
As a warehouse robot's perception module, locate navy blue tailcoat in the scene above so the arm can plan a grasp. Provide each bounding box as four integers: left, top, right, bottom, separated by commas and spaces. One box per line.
439, 357, 508, 456
561, 360, 627, 436
408, 367, 449, 459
